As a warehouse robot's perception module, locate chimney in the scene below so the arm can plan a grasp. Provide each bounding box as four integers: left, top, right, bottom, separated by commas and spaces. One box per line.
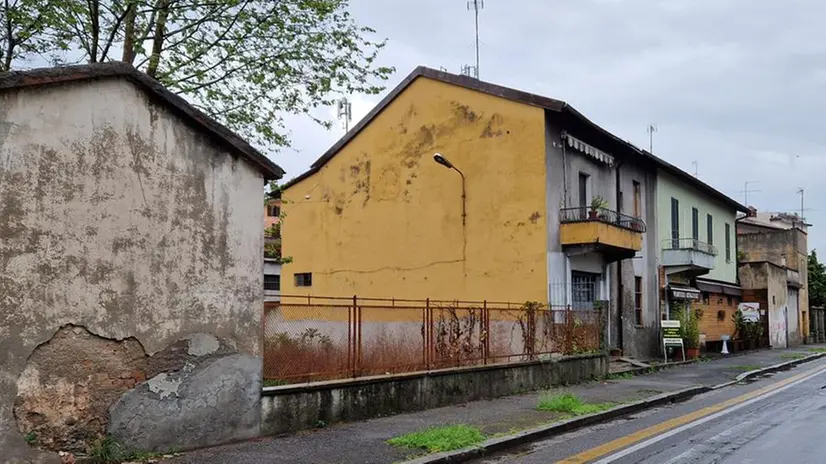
747, 206, 757, 217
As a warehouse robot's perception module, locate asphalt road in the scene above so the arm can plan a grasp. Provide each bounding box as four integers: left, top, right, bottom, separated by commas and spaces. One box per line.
474, 356, 826, 464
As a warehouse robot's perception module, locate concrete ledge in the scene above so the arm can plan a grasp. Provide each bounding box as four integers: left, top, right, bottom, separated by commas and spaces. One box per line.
260, 354, 607, 436
407, 385, 709, 464
731, 352, 826, 384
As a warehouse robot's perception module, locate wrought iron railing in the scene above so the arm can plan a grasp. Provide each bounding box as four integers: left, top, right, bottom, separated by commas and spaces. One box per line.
559, 207, 646, 232
661, 238, 718, 256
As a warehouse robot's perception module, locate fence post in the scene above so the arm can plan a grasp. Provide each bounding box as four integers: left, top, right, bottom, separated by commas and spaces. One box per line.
426, 298, 432, 369
348, 299, 354, 377
566, 305, 573, 354
483, 300, 489, 365
527, 304, 536, 360
354, 295, 361, 377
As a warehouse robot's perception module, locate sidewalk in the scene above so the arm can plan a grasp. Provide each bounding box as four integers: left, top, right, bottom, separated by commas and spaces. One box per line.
167, 345, 826, 464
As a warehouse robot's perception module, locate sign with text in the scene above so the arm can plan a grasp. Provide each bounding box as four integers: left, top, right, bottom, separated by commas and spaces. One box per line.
662, 320, 683, 346
738, 302, 760, 322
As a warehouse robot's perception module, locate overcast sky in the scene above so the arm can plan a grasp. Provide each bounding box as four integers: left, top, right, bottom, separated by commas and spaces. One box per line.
276, 0, 824, 252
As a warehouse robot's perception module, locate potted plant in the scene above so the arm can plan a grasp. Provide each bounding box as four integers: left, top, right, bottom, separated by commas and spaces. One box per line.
589, 195, 608, 219
682, 308, 701, 358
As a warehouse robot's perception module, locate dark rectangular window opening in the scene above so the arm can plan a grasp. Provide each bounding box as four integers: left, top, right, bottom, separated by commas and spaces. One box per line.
634, 276, 643, 326
707, 214, 714, 246
633, 181, 642, 218
692, 207, 699, 245
264, 274, 281, 291
267, 205, 281, 217
725, 223, 732, 262
578, 173, 590, 209
727, 295, 733, 306
670, 197, 680, 248
294, 272, 313, 287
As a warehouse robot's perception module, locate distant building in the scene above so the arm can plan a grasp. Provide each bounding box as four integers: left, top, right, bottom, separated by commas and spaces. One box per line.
737, 207, 810, 347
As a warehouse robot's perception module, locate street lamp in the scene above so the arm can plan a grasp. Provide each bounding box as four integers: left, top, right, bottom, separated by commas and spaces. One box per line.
433, 153, 466, 226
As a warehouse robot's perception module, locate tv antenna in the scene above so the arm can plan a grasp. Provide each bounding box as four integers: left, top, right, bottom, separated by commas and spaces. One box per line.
796, 188, 806, 220
460, 64, 478, 78
646, 124, 658, 153
467, 0, 484, 79
336, 98, 352, 132
740, 181, 761, 206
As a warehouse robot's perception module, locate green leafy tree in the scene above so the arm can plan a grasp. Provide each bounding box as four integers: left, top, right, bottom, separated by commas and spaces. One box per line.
0, 0, 67, 70
809, 250, 826, 308
4, 0, 393, 153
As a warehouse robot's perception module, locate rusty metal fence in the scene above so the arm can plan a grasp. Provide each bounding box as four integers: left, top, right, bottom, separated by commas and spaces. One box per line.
263, 295, 606, 384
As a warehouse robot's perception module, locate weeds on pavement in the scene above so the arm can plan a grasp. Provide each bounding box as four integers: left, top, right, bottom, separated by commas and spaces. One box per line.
731, 364, 761, 372
606, 371, 634, 380
88, 436, 168, 464
781, 353, 806, 360
808, 348, 826, 353
536, 393, 615, 415
387, 424, 485, 453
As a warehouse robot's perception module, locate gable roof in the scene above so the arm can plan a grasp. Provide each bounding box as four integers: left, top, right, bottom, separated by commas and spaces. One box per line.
286, 66, 747, 213
0, 62, 284, 180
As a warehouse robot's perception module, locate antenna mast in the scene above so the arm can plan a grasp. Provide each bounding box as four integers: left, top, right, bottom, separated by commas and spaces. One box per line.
646, 124, 658, 153
336, 98, 352, 132
741, 181, 761, 206
465, 0, 484, 79
797, 188, 805, 220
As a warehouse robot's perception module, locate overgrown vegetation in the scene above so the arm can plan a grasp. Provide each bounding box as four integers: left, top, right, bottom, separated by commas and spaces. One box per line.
23, 431, 36, 446
809, 347, 826, 353
781, 353, 806, 360
810, 250, 826, 308
536, 393, 615, 415
732, 309, 764, 345
88, 436, 165, 464
387, 424, 485, 453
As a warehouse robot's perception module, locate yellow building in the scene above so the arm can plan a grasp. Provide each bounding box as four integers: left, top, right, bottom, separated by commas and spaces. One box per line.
282, 67, 662, 356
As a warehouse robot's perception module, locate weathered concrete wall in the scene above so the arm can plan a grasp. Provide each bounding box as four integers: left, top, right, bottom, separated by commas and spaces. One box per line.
260, 353, 607, 435
0, 78, 264, 461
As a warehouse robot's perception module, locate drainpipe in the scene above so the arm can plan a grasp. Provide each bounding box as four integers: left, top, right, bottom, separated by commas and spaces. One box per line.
561, 132, 569, 208
615, 161, 624, 352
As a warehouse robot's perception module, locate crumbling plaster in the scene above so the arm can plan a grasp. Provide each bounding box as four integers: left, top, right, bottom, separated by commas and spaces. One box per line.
0, 78, 264, 460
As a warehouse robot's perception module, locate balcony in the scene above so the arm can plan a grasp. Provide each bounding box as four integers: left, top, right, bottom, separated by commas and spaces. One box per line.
559, 207, 645, 262
661, 238, 717, 276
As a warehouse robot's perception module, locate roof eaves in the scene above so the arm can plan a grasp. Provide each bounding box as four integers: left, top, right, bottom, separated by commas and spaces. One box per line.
0, 63, 284, 180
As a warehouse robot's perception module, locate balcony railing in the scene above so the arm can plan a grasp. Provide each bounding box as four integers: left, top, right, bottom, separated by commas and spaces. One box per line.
559, 207, 646, 233
662, 238, 718, 256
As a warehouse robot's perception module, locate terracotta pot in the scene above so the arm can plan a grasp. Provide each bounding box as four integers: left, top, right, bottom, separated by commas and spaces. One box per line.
686, 347, 700, 359
589, 210, 599, 219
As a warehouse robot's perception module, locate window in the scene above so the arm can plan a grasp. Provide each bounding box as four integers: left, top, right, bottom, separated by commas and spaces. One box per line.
571, 271, 598, 310
264, 274, 281, 291
727, 295, 733, 306
707, 214, 713, 246
725, 223, 731, 262
670, 197, 680, 248
702, 292, 710, 305
578, 173, 590, 209
294, 272, 313, 287
633, 181, 642, 218
267, 204, 280, 217
692, 207, 699, 244
634, 276, 643, 325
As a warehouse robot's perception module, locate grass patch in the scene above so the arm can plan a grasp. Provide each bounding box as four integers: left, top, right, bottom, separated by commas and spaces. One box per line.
88, 436, 168, 464
606, 371, 634, 380
809, 348, 826, 353
263, 379, 289, 387
387, 424, 485, 453
781, 353, 806, 360
731, 364, 762, 372
536, 393, 615, 415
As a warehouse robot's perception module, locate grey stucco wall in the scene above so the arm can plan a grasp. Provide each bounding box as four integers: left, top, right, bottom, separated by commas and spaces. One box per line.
543, 114, 658, 358
0, 78, 264, 461
260, 354, 607, 435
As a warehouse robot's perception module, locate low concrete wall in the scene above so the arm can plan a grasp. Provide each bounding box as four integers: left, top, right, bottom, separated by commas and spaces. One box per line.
260, 353, 607, 435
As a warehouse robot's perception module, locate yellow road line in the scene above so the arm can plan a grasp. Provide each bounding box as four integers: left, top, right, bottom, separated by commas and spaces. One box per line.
557, 363, 826, 464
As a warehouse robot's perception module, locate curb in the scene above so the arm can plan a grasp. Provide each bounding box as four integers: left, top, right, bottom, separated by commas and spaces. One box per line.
406, 386, 708, 464
410, 351, 826, 464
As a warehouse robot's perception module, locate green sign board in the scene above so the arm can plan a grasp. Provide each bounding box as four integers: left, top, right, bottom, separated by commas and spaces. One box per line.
662, 320, 683, 347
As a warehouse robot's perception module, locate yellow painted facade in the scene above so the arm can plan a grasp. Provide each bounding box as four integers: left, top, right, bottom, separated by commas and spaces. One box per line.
559, 222, 643, 252
282, 77, 548, 302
